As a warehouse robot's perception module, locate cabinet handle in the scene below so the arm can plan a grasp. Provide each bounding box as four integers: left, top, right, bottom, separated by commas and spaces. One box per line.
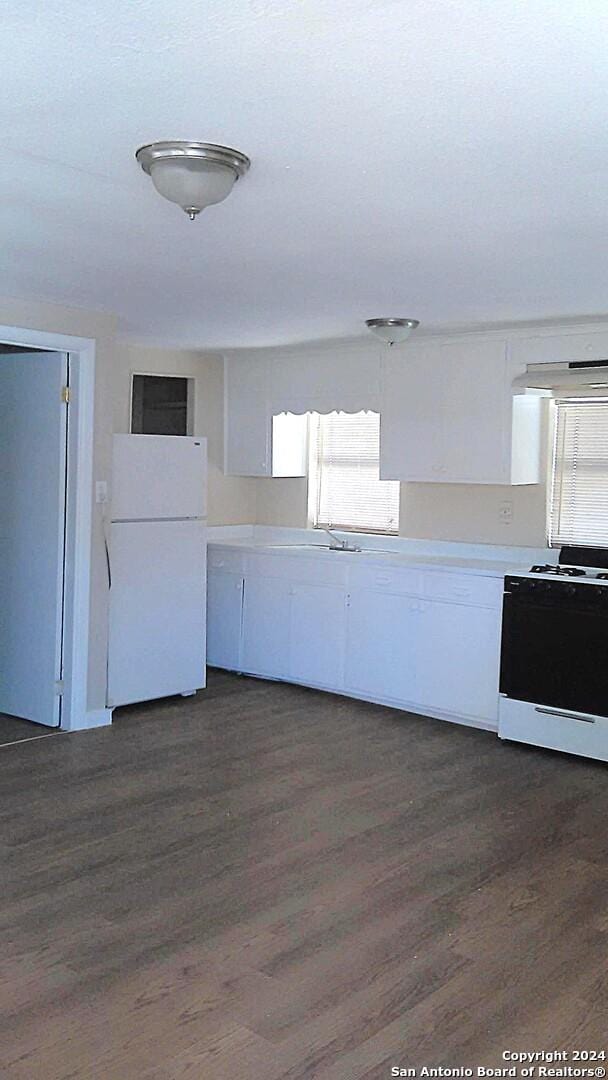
534, 706, 596, 724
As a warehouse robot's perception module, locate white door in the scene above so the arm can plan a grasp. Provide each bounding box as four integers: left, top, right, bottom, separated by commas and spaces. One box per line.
344, 589, 419, 703
112, 435, 207, 521
224, 356, 270, 476
0, 350, 68, 727
207, 570, 244, 670
439, 339, 509, 483
241, 574, 291, 678
380, 343, 446, 481
289, 584, 346, 689
413, 599, 501, 723
107, 519, 207, 707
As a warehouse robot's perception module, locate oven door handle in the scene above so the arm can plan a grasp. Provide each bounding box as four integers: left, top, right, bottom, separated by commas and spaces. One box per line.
535, 706, 597, 724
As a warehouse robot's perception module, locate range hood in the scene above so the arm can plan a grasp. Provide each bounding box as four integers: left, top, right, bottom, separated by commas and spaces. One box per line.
513, 360, 608, 395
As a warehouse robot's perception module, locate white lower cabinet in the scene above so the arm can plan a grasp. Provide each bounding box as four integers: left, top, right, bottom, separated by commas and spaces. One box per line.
207, 570, 244, 670
412, 599, 501, 722
241, 574, 292, 678
289, 583, 347, 689
207, 545, 502, 730
344, 590, 500, 723
344, 589, 419, 703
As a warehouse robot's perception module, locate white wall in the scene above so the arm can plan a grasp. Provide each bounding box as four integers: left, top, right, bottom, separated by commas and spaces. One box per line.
253, 473, 549, 545
399, 481, 547, 546
111, 344, 258, 526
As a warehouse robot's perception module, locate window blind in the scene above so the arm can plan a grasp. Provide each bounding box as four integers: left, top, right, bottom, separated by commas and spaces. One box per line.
549, 399, 608, 547
309, 411, 400, 534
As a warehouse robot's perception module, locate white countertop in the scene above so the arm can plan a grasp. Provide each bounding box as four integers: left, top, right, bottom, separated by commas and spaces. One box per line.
207, 526, 551, 579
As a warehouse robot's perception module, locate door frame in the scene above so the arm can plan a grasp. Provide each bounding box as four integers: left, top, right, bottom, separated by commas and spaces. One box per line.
0, 323, 96, 731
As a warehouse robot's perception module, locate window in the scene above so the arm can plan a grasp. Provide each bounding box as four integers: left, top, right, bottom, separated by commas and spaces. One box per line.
308, 411, 400, 534
131, 374, 193, 436
548, 398, 608, 546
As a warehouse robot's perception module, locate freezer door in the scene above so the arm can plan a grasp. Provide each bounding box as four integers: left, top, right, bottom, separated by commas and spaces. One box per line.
112, 434, 207, 521
108, 520, 206, 707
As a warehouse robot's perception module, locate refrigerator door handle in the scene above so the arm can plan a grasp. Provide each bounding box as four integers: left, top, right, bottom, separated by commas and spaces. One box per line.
103, 514, 112, 589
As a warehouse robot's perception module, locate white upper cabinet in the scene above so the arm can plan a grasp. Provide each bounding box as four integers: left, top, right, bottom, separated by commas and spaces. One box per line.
223, 355, 308, 477
380, 337, 542, 485
224, 354, 270, 476
223, 342, 382, 477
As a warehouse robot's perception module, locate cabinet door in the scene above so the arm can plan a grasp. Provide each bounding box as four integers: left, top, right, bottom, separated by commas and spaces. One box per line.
380, 343, 445, 481
207, 570, 244, 670
413, 599, 501, 723
439, 339, 509, 483
271, 413, 308, 477
380, 338, 512, 483
344, 589, 419, 703
224, 357, 270, 476
289, 584, 346, 690
241, 574, 291, 678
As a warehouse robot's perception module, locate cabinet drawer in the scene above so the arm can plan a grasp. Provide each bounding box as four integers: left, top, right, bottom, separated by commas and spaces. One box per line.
246, 552, 348, 587
208, 547, 245, 575
348, 564, 424, 596
423, 572, 502, 609
499, 697, 608, 763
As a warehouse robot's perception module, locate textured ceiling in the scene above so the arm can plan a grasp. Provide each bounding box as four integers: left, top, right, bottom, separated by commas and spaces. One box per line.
2, 1, 608, 348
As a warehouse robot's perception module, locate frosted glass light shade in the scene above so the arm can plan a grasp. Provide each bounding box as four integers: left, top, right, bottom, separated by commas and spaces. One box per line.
136, 141, 250, 220
365, 318, 420, 346
149, 159, 236, 214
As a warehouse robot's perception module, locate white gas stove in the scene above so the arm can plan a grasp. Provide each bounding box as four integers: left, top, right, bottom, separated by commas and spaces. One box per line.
498, 546, 608, 763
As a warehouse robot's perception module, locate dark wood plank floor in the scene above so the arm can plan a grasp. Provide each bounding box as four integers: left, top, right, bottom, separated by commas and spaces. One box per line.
1, 671, 607, 1079
0, 713, 61, 748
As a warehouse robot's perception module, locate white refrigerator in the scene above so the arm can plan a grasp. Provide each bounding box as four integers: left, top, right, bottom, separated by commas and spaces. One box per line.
107, 434, 207, 708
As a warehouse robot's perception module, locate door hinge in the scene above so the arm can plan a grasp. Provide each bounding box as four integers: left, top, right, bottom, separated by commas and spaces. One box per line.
55, 679, 64, 696
61, 385, 71, 404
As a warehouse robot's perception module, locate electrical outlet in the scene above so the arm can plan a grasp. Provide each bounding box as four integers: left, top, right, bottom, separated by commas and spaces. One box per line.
95, 480, 108, 504
499, 500, 513, 525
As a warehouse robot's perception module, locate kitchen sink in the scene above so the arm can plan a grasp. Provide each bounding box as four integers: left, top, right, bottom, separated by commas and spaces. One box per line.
266, 542, 363, 552
265, 543, 396, 555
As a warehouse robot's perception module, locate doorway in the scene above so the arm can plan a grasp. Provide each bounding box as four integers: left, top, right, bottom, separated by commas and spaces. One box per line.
0, 324, 97, 734
0, 348, 69, 732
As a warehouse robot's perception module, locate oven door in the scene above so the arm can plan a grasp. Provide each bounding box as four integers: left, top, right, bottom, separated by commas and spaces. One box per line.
500, 584, 608, 718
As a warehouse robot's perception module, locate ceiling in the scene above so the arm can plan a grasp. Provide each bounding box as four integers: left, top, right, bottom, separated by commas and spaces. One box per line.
3, 1, 608, 349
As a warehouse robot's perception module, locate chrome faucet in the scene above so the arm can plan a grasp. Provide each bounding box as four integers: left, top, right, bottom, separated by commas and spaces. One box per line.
321, 528, 361, 552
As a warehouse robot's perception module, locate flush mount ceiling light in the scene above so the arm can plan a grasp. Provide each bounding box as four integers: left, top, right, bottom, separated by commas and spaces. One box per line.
136, 141, 250, 221
365, 317, 420, 346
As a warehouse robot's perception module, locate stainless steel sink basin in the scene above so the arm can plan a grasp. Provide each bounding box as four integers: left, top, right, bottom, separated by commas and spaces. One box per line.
266, 542, 363, 552
263, 543, 402, 555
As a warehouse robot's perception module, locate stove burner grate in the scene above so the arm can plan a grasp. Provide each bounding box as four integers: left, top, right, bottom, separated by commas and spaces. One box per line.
530, 564, 587, 577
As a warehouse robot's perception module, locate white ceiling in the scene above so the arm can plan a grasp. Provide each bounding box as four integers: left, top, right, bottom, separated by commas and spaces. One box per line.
3, 1, 608, 349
